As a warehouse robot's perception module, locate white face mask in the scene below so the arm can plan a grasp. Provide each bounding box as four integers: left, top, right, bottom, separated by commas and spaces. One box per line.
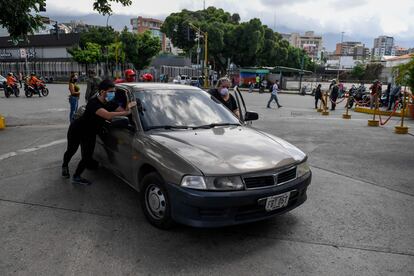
220, 88, 229, 96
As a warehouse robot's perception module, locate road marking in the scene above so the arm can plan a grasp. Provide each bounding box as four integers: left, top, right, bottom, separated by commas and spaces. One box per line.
0, 139, 66, 161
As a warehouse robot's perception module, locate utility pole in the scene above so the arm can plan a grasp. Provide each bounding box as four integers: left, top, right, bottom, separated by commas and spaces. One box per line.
337, 31, 344, 81
189, 23, 208, 88
203, 0, 206, 10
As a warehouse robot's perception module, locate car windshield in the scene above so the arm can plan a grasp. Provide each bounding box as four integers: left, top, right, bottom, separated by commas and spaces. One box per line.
133, 89, 240, 130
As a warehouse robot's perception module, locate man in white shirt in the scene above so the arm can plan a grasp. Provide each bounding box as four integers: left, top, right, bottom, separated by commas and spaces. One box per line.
266, 80, 282, 108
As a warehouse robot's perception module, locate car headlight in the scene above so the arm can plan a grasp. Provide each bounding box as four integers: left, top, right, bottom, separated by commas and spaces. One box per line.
297, 159, 310, 178
181, 175, 244, 191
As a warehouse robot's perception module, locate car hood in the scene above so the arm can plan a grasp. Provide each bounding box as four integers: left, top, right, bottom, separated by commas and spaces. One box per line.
149, 126, 306, 175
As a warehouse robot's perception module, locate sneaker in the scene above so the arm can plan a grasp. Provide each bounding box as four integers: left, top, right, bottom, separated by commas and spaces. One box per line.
62, 166, 70, 178
72, 176, 92, 186
266, 106, 271, 108
278, 105, 283, 108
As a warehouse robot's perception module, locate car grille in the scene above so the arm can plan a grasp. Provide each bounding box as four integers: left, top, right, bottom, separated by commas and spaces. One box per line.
243, 176, 275, 189
277, 167, 297, 184
243, 167, 297, 189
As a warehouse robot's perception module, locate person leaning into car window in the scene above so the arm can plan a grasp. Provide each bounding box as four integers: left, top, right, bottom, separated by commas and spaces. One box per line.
62, 79, 136, 185
208, 77, 240, 118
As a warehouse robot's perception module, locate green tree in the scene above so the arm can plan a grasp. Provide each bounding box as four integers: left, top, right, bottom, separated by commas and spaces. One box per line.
364, 63, 383, 81
162, 7, 315, 72
0, 0, 132, 40
67, 42, 102, 65
120, 29, 161, 70
79, 26, 117, 49
395, 57, 414, 91
351, 64, 365, 81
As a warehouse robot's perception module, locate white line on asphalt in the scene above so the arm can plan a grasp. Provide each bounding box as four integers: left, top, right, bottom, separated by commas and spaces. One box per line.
0, 139, 66, 161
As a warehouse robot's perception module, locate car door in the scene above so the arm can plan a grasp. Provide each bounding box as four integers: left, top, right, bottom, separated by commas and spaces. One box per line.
233, 86, 258, 124
96, 87, 137, 184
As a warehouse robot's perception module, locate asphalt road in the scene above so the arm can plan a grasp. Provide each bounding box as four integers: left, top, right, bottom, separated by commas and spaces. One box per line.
0, 84, 413, 275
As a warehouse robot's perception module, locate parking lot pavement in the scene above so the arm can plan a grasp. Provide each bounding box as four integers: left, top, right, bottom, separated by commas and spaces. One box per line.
0, 85, 413, 275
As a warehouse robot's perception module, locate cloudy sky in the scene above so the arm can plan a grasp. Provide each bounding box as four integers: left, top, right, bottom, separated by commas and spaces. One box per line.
44, 0, 413, 49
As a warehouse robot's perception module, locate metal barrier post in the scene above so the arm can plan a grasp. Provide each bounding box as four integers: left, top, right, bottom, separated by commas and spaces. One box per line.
0, 115, 5, 130
322, 90, 329, 116
342, 93, 351, 119
395, 86, 409, 134
368, 93, 379, 126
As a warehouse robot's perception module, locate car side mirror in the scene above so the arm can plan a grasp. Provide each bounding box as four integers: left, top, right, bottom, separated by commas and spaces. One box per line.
245, 111, 259, 121
111, 116, 130, 128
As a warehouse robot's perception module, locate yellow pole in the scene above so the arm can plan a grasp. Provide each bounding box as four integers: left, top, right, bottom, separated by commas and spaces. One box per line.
395, 86, 409, 134
322, 90, 329, 116
204, 32, 208, 89
343, 93, 351, 119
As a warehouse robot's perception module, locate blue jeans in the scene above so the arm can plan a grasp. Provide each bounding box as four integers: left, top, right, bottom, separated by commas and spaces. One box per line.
69, 96, 79, 123
267, 94, 281, 107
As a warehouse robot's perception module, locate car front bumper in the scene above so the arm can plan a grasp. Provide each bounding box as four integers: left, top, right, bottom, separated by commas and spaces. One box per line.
166, 171, 311, 228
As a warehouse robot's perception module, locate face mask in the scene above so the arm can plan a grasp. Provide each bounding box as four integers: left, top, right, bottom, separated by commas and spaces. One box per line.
220, 88, 229, 96
105, 92, 115, 102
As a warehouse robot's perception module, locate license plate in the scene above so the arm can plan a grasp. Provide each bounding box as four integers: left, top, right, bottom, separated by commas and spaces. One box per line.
264, 192, 290, 212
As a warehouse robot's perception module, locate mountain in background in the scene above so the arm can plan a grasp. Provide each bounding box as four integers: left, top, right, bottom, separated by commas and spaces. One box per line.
31, 13, 414, 51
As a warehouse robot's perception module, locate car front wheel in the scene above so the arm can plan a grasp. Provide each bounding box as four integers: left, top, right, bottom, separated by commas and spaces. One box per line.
140, 172, 174, 229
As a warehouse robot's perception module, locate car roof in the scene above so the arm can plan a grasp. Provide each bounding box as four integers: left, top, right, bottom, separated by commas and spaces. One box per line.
117, 82, 201, 91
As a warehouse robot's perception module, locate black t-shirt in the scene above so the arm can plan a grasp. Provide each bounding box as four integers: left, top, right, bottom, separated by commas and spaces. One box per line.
209, 89, 238, 112
77, 97, 119, 134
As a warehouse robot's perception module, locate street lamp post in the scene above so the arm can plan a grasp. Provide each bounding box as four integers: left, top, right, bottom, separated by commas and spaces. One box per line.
189, 23, 209, 89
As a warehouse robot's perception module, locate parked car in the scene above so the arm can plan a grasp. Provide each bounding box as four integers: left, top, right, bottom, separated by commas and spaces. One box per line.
173, 75, 190, 85
189, 76, 200, 87
91, 83, 312, 229
0, 75, 6, 90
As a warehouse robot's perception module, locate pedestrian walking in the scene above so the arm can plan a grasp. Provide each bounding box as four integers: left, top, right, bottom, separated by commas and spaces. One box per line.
388, 85, 401, 110
68, 72, 80, 123
248, 81, 254, 93
267, 80, 282, 108
18, 72, 23, 88
85, 70, 101, 102
62, 79, 136, 185
314, 84, 325, 109
330, 80, 339, 111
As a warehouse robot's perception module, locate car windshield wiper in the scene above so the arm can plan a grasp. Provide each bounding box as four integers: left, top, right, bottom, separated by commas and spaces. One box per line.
191, 123, 240, 129
146, 125, 190, 130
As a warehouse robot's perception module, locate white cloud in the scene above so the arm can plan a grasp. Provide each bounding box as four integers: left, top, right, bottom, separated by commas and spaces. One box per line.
46, 0, 413, 42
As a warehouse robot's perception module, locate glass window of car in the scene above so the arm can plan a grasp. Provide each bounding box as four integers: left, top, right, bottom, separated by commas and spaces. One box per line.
133, 89, 240, 130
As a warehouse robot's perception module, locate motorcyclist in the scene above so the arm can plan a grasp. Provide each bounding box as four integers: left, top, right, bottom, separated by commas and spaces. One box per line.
29, 73, 42, 96
115, 69, 136, 83
6, 73, 17, 88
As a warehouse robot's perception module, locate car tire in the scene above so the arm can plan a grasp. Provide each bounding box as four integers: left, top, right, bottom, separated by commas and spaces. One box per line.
140, 172, 175, 229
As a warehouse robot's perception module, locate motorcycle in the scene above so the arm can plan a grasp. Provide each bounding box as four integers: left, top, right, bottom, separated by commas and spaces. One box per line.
4, 83, 20, 98
347, 85, 370, 108
24, 81, 49, 97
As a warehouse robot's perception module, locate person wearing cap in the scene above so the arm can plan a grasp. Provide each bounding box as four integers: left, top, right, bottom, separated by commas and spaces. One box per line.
62, 79, 136, 185
115, 69, 136, 83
